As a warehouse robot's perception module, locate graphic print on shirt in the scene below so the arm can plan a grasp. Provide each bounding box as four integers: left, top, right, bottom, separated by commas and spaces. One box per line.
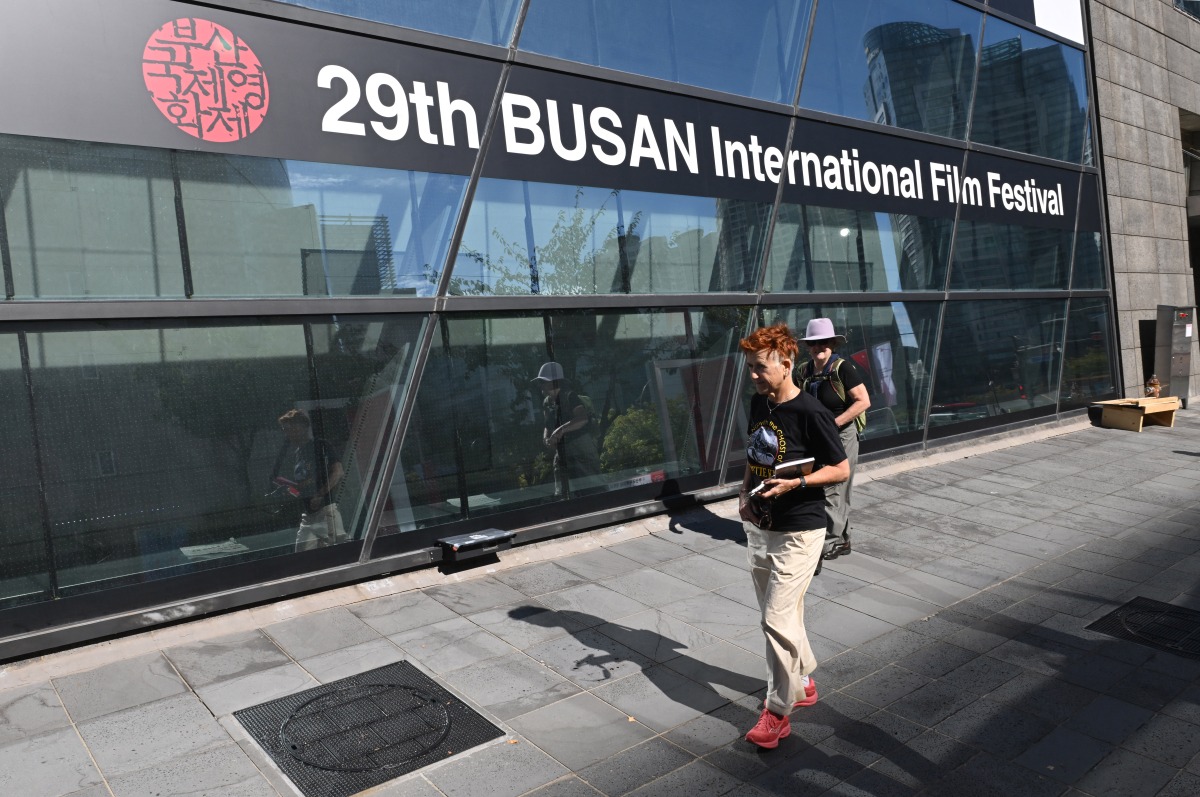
746, 418, 790, 478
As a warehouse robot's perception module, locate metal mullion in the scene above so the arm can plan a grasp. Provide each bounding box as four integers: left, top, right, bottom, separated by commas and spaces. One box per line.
917, 300, 949, 452
439, 292, 758, 313
0, 191, 12, 299
17, 331, 58, 600
0, 297, 439, 322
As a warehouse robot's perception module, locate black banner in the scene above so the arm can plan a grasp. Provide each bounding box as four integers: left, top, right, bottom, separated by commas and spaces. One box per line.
0, 0, 1090, 229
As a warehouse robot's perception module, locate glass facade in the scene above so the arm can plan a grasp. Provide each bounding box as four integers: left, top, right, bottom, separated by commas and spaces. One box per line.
0, 0, 1116, 653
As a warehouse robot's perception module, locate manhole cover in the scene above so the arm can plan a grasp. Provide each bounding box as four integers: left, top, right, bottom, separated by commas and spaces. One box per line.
281, 683, 451, 771
1086, 596, 1200, 659
235, 661, 503, 797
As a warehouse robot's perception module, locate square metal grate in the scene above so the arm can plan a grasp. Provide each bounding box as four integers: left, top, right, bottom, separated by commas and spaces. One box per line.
234, 660, 504, 797
1086, 596, 1200, 659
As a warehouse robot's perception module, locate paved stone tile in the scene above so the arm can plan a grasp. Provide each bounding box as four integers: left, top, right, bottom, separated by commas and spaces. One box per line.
696, 541, 752, 572
833, 766, 916, 797
663, 640, 765, 702
53, 652, 186, 722
423, 576, 529, 614
391, 616, 517, 674
0, 682, 70, 746
1121, 713, 1200, 768
867, 729, 977, 790
607, 535, 691, 566
468, 602, 588, 650
835, 585, 941, 627
659, 593, 760, 642
1064, 694, 1155, 745
195, 662, 317, 717
807, 601, 898, 648
894, 640, 977, 679
508, 693, 655, 771
916, 555, 1008, 590
807, 568, 870, 600
370, 774, 458, 796
885, 525, 979, 556
841, 665, 932, 710
893, 493, 974, 518
263, 607, 381, 660
522, 776, 605, 796
714, 576, 758, 609
887, 680, 979, 727
853, 628, 931, 662
0, 726, 103, 796
600, 568, 707, 607
822, 708, 924, 768
591, 665, 727, 734
104, 742, 274, 797
537, 584, 650, 626
576, 736, 694, 795
749, 742, 864, 796
348, 590, 460, 636
525, 627, 653, 688
953, 543, 1044, 575
822, 553, 909, 585
663, 694, 761, 756
929, 751, 1066, 797
1157, 771, 1200, 797
299, 637, 405, 683
980, 670, 1096, 724
439, 653, 580, 722
628, 759, 746, 797
1104, 665, 1189, 712
423, 735, 569, 797
654, 512, 739, 552
595, 609, 719, 663
934, 697, 1055, 759
985, 530, 1077, 560
494, 562, 592, 597
556, 549, 643, 580
164, 629, 291, 689
78, 693, 228, 777
1074, 747, 1177, 797
656, 553, 746, 590
854, 536, 943, 568
1014, 726, 1112, 784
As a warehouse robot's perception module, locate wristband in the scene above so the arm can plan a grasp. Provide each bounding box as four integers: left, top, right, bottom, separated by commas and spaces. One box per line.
799, 475, 807, 489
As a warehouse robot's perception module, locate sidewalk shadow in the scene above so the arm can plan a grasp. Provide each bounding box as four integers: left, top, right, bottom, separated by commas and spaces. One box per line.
664, 502, 744, 545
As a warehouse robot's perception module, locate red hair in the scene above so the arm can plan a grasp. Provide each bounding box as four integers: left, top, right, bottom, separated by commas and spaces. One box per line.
739, 323, 799, 363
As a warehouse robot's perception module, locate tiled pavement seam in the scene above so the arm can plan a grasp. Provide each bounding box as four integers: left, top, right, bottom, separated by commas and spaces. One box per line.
3, 414, 1200, 795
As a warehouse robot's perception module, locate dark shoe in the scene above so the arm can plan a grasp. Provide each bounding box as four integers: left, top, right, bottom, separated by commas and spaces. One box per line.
822, 542, 851, 560
814, 557, 823, 576
746, 707, 790, 749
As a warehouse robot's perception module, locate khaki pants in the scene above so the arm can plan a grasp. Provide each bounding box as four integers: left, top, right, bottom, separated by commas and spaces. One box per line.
824, 424, 859, 553
745, 522, 824, 716
295, 503, 347, 551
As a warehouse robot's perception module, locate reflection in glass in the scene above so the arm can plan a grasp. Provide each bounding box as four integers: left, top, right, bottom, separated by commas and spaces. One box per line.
799, 0, 982, 138
179, 156, 466, 298
0, 335, 47, 610
449, 180, 773, 295
382, 307, 751, 532
1071, 231, 1106, 290
518, 0, 813, 103
765, 204, 952, 292
270, 0, 521, 46
948, 221, 1072, 290
1, 136, 186, 299
1060, 299, 1118, 410
0, 134, 469, 299
971, 16, 1088, 162
764, 302, 940, 439
930, 299, 1066, 427
15, 316, 422, 598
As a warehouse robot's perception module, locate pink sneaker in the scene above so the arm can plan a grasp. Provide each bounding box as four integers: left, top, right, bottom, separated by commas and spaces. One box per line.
794, 677, 818, 707
763, 678, 818, 710
745, 708, 790, 749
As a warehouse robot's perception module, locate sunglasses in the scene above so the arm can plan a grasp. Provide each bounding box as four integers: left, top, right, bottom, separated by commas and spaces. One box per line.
806, 339, 834, 347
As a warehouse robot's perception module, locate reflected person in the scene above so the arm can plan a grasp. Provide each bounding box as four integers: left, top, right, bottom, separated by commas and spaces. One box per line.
739, 323, 848, 749
797, 318, 870, 562
278, 409, 347, 551
532, 362, 601, 497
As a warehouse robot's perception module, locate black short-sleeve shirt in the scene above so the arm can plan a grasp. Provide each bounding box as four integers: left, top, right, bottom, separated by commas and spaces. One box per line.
801, 357, 865, 425
746, 391, 847, 532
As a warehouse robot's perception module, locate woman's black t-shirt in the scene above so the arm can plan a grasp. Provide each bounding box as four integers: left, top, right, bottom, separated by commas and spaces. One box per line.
746, 391, 847, 532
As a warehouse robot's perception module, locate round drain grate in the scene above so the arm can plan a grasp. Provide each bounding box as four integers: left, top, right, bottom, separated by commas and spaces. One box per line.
1120, 608, 1200, 657
279, 683, 452, 772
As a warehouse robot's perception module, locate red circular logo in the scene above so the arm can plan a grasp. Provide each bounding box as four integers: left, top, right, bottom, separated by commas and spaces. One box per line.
142, 18, 269, 142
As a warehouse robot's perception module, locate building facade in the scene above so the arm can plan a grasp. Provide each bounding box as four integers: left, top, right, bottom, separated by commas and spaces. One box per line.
0, 0, 1182, 659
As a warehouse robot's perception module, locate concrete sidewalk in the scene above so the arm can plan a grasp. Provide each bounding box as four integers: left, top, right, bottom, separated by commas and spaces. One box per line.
4, 411, 1200, 797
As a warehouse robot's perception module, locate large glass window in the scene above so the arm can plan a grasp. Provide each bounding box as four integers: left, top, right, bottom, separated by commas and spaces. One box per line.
930, 299, 1066, 428
518, 0, 812, 103
0, 134, 467, 299
1060, 298, 1118, 410
1071, 231, 1105, 290
948, 221, 1073, 290
799, 0, 983, 139
268, 0, 521, 46
0, 335, 45, 610
765, 204, 953, 292
6, 315, 423, 601
448, 180, 773, 295
970, 16, 1088, 163
381, 306, 750, 532
765, 302, 941, 439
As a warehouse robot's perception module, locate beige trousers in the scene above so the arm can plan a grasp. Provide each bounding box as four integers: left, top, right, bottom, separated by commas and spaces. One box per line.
744, 522, 824, 716
295, 503, 347, 551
